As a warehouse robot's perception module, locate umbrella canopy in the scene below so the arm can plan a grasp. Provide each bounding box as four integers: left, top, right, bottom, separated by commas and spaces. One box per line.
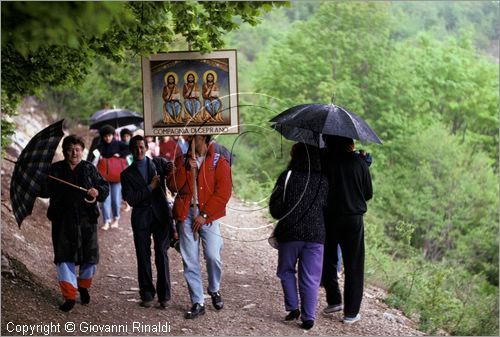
89, 109, 143, 130
90, 108, 112, 121
270, 103, 382, 145
271, 123, 326, 148
10, 119, 65, 227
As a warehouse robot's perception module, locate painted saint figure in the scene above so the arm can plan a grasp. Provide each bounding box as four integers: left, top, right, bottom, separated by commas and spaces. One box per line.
162, 73, 182, 123
202, 71, 223, 122
183, 71, 202, 122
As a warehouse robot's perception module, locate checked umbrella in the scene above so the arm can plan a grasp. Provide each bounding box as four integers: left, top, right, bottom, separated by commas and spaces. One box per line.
10, 119, 65, 227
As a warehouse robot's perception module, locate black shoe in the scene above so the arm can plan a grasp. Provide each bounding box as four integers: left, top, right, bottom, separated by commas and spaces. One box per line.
59, 299, 76, 312
78, 287, 90, 305
159, 300, 169, 309
139, 299, 154, 308
285, 309, 300, 321
185, 303, 205, 319
301, 320, 314, 330
208, 290, 224, 310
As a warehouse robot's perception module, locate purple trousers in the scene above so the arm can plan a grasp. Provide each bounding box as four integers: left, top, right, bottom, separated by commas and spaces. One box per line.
277, 241, 324, 321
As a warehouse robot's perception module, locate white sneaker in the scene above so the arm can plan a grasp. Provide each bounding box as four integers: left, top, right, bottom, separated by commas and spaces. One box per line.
343, 314, 361, 324
323, 304, 343, 314
110, 219, 119, 228
101, 222, 110, 231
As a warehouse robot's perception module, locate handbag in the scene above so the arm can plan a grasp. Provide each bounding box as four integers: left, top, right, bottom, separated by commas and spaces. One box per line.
97, 157, 128, 183
268, 170, 292, 249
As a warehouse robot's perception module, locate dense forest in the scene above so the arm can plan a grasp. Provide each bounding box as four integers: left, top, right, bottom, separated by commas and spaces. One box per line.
222, 3, 499, 335
2, 1, 498, 335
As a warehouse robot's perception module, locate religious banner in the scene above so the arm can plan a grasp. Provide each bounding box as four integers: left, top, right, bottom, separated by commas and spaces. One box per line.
142, 50, 239, 136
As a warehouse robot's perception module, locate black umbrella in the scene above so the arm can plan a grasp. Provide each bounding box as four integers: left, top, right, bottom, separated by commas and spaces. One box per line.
271, 123, 326, 148
89, 109, 143, 130
90, 108, 112, 121
10, 120, 65, 227
270, 103, 382, 145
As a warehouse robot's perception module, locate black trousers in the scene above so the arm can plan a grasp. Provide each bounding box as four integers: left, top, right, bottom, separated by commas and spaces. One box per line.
322, 215, 365, 317
132, 216, 171, 302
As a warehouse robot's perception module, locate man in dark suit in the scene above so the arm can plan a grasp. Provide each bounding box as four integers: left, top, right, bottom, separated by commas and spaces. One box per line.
121, 135, 175, 308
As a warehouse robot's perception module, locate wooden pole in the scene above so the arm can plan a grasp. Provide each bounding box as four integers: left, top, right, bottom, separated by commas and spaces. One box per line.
48, 175, 96, 203
191, 137, 199, 241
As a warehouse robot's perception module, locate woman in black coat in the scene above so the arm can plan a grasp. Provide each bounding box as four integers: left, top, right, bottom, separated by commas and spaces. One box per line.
39, 135, 109, 312
269, 143, 328, 330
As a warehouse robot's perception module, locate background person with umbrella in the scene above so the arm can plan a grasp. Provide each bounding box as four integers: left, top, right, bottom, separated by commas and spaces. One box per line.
38, 135, 110, 312
89, 108, 144, 130
94, 125, 130, 230
321, 135, 373, 324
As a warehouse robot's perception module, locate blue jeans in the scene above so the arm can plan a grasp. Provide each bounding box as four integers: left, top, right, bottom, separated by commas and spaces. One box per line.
177, 207, 223, 305
102, 182, 121, 223
337, 245, 342, 273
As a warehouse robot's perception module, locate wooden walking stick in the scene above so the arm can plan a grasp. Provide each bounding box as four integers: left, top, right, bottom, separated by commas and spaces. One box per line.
191, 137, 200, 241
48, 175, 96, 203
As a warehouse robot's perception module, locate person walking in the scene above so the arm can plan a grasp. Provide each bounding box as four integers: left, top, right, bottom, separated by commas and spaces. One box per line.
167, 134, 232, 319
121, 135, 176, 308
269, 143, 328, 330
95, 125, 129, 230
321, 135, 373, 324
38, 135, 109, 312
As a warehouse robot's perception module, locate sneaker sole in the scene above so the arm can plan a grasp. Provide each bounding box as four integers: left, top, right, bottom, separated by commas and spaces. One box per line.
323, 305, 343, 314
343, 315, 361, 324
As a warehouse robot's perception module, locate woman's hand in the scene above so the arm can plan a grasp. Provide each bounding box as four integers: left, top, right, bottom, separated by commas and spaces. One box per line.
87, 188, 99, 198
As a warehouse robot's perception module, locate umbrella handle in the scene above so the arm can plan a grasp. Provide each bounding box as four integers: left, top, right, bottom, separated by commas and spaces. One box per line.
84, 196, 97, 203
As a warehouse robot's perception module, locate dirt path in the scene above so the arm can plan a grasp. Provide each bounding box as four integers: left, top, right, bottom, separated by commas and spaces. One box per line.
2, 179, 424, 336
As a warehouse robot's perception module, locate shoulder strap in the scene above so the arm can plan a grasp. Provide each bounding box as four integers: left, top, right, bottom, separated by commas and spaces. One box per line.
213, 152, 221, 168
283, 170, 292, 202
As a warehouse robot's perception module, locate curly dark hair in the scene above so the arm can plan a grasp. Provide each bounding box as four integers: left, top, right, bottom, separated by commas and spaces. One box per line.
62, 135, 85, 158
120, 128, 133, 140
99, 124, 115, 138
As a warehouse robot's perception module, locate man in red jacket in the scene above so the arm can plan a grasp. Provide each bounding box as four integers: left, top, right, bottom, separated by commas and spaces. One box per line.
168, 134, 232, 319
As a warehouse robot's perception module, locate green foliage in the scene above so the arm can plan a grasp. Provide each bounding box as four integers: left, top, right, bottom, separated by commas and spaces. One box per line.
223, 2, 499, 335
390, 1, 499, 50
373, 124, 499, 281
1, 1, 127, 56
41, 53, 143, 121
367, 245, 499, 336
1, 90, 17, 156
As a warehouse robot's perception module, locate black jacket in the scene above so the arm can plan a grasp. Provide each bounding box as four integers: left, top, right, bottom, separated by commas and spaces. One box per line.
269, 163, 328, 244
323, 151, 373, 217
40, 160, 109, 264
121, 157, 174, 233
97, 139, 129, 158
